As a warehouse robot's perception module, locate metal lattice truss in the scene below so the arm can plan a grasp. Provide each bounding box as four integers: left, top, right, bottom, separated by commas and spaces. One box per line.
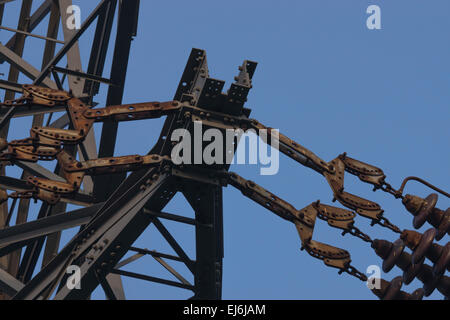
0, 0, 448, 300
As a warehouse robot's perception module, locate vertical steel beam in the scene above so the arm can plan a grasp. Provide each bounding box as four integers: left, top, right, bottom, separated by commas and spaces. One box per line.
32, 0, 112, 86
83, 0, 117, 101
16, 203, 51, 283
0, 0, 53, 58
0, 267, 24, 296
8, 0, 61, 276
183, 182, 223, 299
35, 0, 62, 270
94, 0, 140, 201
1, 0, 33, 104
58, 0, 84, 96
0, 43, 57, 88
2, 0, 60, 278
0, 3, 4, 25
38, 0, 93, 269
104, 273, 125, 300
0, 0, 34, 284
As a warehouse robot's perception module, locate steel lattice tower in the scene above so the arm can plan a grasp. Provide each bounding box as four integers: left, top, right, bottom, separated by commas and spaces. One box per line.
0, 0, 447, 300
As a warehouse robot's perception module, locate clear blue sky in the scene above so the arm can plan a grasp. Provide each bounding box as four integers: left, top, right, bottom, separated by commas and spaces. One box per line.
1, 0, 449, 299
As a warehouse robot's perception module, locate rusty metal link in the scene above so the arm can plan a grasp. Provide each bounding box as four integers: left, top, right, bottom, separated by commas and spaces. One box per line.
8, 188, 60, 205
376, 180, 403, 199
311, 201, 372, 243
9, 190, 34, 200
16, 184, 70, 205
241, 117, 442, 240
62, 152, 170, 175
375, 216, 401, 233
248, 119, 334, 174
83, 101, 181, 122
241, 120, 407, 231
0, 85, 178, 203
224, 171, 367, 281
0, 87, 86, 163
322, 156, 403, 234
325, 156, 381, 211
18, 151, 171, 204
338, 152, 386, 188
0, 96, 28, 107
342, 224, 373, 243
0, 137, 61, 162
226, 172, 301, 222
30, 126, 86, 145
2, 84, 72, 108
0, 86, 180, 165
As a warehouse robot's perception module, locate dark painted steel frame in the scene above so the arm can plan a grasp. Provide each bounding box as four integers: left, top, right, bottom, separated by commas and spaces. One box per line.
0, 0, 226, 300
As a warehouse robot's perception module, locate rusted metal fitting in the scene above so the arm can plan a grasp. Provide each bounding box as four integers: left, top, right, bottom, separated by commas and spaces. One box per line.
400, 229, 423, 250
371, 239, 393, 260
402, 194, 427, 216
402, 193, 449, 240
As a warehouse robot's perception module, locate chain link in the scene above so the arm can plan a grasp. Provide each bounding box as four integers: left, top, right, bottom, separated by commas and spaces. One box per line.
342, 224, 373, 243
339, 264, 368, 282
373, 216, 402, 234
375, 180, 403, 199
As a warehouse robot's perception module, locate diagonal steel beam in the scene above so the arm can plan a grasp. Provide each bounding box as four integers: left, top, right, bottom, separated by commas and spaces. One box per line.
153, 255, 192, 287
0, 203, 102, 248
111, 269, 194, 291
13, 168, 171, 299
33, 0, 113, 87
0, 267, 24, 296
152, 218, 195, 274
0, 0, 53, 63
0, 0, 34, 281
83, 0, 117, 100
0, 79, 22, 93
14, 161, 66, 182
115, 252, 144, 269
104, 273, 125, 300
0, 175, 94, 206
0, 3, 3, 24
37, 1, 97, 269
97, 271, 117, 300
0, 104, 67, 118
58, 0, 85, 97
0, 25, 64, 44
0, 43, 57, 89
143, 209, 196, 225
94, 0, 140, 201
51, 66, 115, 86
